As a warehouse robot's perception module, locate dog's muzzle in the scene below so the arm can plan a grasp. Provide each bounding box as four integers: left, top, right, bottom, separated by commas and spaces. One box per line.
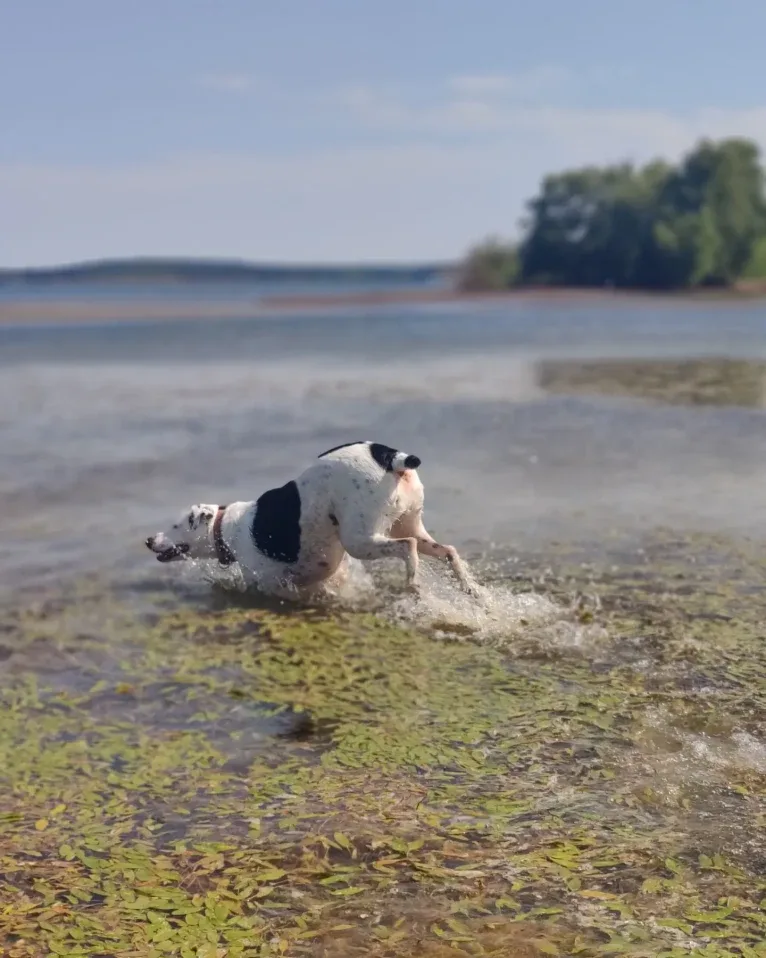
145, 537, 190, 562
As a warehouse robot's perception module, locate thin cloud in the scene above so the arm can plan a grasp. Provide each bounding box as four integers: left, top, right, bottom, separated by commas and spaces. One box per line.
333, 75, 766, 152
336, 68, 576, 133
448, 66, 572, 100
333, 85, 413, 127
4, 99, 766, 265
197, 72, 256, 93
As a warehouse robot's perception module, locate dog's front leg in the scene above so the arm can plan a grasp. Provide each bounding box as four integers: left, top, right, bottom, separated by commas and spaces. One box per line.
390, 511, 480, 597
340, 530, 420, 592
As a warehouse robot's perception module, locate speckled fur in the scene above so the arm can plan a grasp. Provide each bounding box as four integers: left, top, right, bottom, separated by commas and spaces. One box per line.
145, 441, 478, 598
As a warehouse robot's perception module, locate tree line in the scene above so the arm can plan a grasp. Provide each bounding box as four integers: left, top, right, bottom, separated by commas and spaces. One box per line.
460, 137, 766, 292
0, 259, 448, 287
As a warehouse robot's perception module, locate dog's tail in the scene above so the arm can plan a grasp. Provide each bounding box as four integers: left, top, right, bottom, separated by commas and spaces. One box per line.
369, 442, 421, 472
391, 449, 421, 471
318, 440, 421, 472
318, 439, 420, 472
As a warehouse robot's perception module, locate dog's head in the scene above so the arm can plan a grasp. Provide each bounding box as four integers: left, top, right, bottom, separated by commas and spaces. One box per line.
145, 504, 218, 562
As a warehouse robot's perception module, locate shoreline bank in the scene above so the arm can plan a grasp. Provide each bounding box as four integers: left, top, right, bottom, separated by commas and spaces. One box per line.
2, 283, 766, 327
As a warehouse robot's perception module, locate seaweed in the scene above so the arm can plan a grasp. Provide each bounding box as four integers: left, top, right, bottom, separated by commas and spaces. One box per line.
3, 531, 766, 956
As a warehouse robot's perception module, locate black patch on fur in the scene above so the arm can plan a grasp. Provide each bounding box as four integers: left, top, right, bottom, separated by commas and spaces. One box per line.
317, 441, 364, 459
329, 514, 339, 527
404, 454, 421, 469
251, 480, 301, 564
369, 442, 399, 471
189, 507, 213, 530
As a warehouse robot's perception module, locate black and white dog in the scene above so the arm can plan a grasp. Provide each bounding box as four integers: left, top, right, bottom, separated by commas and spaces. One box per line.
145, 441, 478, 598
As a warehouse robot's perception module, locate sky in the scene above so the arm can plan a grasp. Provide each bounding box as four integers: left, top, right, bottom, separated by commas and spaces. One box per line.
3, 0, 766, 267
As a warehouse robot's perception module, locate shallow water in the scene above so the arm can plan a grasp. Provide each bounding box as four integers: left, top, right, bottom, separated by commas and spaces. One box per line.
3, 297, 766, 593
4, 296, 766, 956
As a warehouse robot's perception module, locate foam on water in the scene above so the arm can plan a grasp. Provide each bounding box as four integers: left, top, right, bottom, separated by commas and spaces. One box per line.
176, 552, 608, 654
383, 563, 564, 644
180, 553, 378, 607
635, 706, 766, 794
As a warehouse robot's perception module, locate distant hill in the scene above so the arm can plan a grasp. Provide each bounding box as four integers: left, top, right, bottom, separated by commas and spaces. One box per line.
0, 257, 454, 287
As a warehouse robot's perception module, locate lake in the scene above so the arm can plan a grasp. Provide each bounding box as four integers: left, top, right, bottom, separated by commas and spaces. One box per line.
4, 295, 766, 956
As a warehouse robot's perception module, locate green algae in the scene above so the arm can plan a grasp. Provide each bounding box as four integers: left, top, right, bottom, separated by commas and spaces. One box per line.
537, 358, 766, 408
3, 534, 766, 956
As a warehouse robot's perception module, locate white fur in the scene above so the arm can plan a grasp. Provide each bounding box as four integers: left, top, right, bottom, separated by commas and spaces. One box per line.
145, 441, 479, 599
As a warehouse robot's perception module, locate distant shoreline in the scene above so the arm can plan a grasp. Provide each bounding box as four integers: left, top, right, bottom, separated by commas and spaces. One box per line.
2, 283, 766, 327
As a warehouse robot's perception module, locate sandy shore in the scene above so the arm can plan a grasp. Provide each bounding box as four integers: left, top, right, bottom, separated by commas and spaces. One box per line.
1, 283, 764, 327
0, 298, 267, 326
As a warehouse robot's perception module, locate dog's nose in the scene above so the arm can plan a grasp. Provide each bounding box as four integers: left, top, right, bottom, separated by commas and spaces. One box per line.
404, 455, 421, 469
145, 536, 155, 549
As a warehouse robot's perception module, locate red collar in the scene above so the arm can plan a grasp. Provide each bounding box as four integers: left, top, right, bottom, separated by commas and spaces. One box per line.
212, 505, 236, 566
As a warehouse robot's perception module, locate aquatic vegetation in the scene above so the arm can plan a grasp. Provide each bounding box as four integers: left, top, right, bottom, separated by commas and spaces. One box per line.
3, 532, 766, 956
538, 358, 766, 408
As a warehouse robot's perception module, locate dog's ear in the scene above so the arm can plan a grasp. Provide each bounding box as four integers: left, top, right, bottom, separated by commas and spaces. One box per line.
188, 505, 215, 530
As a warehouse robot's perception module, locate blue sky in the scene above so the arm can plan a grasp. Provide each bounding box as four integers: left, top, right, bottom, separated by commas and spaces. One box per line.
4, 0, 766, 266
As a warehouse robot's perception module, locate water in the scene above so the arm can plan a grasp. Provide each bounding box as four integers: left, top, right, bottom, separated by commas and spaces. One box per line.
3, 297, 766, 594
5, 294, 766, 955
0, 272, 448, 304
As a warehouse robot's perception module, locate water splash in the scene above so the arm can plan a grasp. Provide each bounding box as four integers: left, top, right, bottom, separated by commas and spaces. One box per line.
384, 563, 559, 641
173, 552, 609, 653
345, 558, 608, 653
178, 554, 377, 608
636, 706, 766, 785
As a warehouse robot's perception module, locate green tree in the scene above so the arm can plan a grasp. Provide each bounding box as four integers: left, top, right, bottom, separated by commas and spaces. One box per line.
644, 209, 721, 288
458, 238, 519, 291
657, 138, 766, 284
741, 235, 766, 280
510, 137, 766, 290
519, 162, 671, 288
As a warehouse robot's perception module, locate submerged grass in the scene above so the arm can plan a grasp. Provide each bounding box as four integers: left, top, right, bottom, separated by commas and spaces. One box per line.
3, 532, 766, 956
537, 358, 766, 408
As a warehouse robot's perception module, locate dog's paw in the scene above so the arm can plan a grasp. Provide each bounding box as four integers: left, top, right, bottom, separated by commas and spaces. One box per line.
405, 580, 422, 597
463, 581, 486, 601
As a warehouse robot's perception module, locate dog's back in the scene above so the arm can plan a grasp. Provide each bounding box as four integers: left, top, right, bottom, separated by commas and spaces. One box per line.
315, 440, 421, 474
296, 440, 424, 541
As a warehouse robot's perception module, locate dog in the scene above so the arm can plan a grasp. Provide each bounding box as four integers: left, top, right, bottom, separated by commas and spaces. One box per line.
145, 440, 478, 598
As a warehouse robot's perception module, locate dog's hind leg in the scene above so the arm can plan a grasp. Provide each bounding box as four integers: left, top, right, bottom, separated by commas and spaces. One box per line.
339, 528, 420, 592
390, 510, 480, 596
